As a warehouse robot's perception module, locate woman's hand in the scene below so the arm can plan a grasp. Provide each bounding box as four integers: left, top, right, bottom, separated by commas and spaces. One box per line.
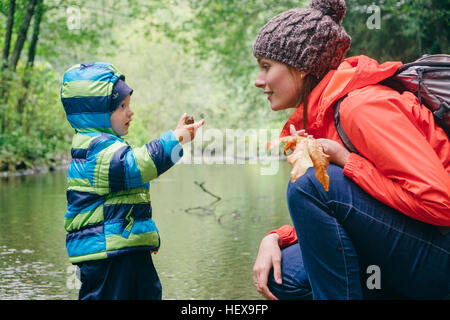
289, 124, 308, 138
316, 138, 350, 168
290, 124, 350, 168
173, 113, 205, 144
252, 233, 282, 300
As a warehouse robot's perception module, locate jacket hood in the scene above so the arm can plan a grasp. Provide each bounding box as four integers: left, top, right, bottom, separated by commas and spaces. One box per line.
61, 62, 125, 135
281, 55, 403, 137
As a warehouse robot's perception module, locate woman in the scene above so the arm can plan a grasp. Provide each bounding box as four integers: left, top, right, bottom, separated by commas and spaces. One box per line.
252, 0, 450, 300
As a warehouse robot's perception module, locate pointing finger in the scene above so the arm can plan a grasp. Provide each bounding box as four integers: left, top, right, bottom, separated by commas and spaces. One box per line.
191, 119, 205, 129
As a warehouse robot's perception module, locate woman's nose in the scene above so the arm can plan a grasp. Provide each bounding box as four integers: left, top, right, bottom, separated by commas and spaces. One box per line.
254, 78, 265, 88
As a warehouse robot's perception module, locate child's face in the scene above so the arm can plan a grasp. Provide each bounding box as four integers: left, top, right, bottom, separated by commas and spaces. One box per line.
110, 94, 133, 137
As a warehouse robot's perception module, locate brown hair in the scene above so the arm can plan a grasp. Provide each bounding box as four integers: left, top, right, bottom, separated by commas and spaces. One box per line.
288, 67, 322, 131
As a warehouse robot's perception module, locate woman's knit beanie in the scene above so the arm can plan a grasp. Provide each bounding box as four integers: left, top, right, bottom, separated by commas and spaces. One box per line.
253, 0, 351, 79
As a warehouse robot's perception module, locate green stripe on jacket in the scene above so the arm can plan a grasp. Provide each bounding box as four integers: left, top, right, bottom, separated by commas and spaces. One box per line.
61, 80, 114, 98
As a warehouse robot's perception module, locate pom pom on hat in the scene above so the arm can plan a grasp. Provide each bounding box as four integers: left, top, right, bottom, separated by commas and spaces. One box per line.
310, 0, 347, 24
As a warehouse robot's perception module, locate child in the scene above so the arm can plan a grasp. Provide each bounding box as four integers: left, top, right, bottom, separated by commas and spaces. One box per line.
61, 62, 204, 299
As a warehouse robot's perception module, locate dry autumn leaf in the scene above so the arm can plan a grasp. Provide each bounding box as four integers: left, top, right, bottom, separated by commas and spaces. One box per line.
267, 135, 330, 191
306, 137, 330, 191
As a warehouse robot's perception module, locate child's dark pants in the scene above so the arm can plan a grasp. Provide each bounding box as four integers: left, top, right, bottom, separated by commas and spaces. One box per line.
78, 250, 162, 300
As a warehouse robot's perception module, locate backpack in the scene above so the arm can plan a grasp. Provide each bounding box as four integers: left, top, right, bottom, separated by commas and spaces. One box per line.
334, 54, 450, 155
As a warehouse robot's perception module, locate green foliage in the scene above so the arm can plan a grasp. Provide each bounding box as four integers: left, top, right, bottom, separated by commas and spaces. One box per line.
0, 0, 130, 171
37, 0, 127, 70
0, 63, 71, 171
344, 0, 450, 61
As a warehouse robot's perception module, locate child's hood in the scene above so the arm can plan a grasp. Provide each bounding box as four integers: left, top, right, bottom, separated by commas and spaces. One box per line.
61, 62, 126, 135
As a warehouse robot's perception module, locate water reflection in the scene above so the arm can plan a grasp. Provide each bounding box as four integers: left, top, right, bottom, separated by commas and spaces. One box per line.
0, 162, 292, 299
0, 245, 68, 299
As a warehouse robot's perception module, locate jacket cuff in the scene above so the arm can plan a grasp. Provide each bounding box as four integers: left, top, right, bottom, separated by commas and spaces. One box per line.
267, 225, 298, 248
158, 130, 183, 164
343, 152, 365, 180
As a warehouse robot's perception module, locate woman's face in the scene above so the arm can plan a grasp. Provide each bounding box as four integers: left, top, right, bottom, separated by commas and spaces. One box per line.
254, 58, 305, 111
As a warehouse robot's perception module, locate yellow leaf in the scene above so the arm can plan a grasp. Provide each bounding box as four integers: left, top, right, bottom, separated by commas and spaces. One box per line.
306, 137, 330, 191
287, 138, 313, 182
268, 136, 330, 191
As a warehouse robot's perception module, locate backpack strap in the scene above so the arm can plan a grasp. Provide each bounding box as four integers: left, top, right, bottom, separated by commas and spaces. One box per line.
333, 95, 360, 155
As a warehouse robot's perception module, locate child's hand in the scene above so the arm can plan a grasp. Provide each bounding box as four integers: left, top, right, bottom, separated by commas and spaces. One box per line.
173, 113, 205, 144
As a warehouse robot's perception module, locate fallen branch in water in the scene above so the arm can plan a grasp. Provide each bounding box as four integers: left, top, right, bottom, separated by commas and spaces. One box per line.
183, 182, 242, 225
193, 181, 221, 201
184, 181, 221, 216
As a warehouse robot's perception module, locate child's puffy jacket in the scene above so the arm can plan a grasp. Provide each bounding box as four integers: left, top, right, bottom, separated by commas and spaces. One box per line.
274, 55, 450, 247
61, 62, 182, 263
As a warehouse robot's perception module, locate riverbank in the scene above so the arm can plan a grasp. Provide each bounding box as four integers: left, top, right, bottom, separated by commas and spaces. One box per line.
0, 153, 70, 178
0, 164, 68, 178
0, 154, 287, 178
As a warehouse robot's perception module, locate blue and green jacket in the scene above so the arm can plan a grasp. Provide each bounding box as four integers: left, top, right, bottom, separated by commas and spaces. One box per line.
61, 62, 182, 264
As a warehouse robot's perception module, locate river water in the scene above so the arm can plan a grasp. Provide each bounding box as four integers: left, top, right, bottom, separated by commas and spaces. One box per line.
0, 161, 294, 300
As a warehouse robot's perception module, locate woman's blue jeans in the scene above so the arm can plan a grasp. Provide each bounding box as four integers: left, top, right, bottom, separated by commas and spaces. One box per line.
268, 164, 450, 300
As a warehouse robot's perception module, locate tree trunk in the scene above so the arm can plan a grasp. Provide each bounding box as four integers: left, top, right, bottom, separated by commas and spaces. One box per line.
1, 0, 16, 69
27, 0, 44, 68
1, 0, 16, 134
430, 0, 449, 53
8, 0, 38, 71
17, 0, 44, 127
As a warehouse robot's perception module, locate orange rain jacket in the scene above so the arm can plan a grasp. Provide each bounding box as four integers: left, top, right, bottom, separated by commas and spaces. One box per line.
272, 55, 450, 248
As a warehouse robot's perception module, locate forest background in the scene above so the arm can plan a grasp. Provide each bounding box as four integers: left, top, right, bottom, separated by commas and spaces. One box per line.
0, 0, 448, 172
